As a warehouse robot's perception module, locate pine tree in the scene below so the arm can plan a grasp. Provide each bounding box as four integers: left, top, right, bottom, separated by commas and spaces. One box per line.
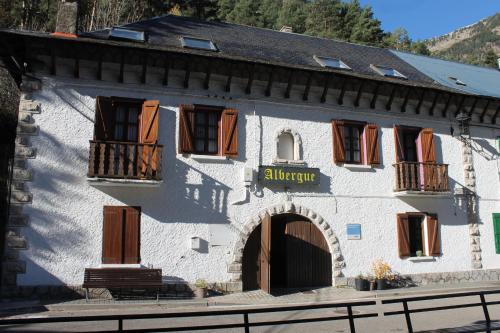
276, 0, 307, 33
484, 49, 498, 68
349, 4, 384, 45
226, 0, 264, 27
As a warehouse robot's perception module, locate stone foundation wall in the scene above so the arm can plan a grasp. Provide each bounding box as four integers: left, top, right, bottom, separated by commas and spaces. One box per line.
1, 282, 243, 300
345, 268, 500, 288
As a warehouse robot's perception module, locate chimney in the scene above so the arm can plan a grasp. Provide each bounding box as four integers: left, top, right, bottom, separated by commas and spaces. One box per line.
280, 26, 293, 33
54, 1, 78, 36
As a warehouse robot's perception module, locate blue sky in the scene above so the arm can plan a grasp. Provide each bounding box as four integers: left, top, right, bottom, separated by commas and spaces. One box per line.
359, 0, 500, 40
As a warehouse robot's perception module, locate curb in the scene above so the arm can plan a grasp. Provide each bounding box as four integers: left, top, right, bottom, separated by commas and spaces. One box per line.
4, 282, 500, 314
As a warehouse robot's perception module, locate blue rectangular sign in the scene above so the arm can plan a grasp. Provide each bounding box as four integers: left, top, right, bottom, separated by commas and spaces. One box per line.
347, 224, 361, 240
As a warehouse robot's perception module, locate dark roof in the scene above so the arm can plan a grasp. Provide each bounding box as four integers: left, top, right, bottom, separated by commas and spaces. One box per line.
81, 15, 435, 86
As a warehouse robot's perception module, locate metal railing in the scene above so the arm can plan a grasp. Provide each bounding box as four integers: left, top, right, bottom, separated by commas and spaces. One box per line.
393, 162, 449, 192
0, 299, 378, 333
383, 289, 500, 333
88, 140, 163, 181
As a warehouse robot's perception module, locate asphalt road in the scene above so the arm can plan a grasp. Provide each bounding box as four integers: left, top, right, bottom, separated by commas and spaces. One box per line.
1, 294, 499, 332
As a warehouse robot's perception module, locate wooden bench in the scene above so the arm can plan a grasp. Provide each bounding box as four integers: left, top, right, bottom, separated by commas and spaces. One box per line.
82, 268, 163, 301
382, 289, 500, 333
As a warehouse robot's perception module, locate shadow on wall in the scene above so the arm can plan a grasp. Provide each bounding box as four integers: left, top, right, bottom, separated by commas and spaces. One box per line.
21, 130, 90, 285
470, 138, 498, 161
398, 177, 481, 227
96, 101, 251, 224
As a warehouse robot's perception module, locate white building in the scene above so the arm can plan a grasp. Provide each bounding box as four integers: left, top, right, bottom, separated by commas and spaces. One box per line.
1, 12, 499, 296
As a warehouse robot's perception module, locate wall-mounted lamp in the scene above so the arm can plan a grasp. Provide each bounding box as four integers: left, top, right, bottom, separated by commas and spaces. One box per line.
456, 110, 471, 136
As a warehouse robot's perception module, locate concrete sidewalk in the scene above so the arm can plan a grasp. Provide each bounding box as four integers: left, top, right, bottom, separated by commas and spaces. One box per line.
2, 281, 500, 317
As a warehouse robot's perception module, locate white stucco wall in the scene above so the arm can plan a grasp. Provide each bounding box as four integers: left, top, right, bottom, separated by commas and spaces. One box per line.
470, 126, 500, 269
16, 73, 500, 286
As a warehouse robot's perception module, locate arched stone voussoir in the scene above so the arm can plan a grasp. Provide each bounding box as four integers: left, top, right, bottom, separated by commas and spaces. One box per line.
228, 203, 345, 284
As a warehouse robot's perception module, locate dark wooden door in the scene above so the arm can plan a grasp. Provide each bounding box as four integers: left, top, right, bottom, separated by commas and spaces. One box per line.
260, 213, 271, 293
285, 218, 331, 288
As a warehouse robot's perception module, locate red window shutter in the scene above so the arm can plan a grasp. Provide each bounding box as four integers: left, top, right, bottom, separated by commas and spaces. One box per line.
94, 96, 114, 140
364, 124, 380, 165
123, 207, 141, 264
332, 120, 346, 163
102, 207, 123, 264
221, 108, 239, 156
397, 214, 411, 258
419, 128, 436, 163
178, 105, 195, 153
393, 126, 404, 162
427, 214, 441, 256
140, 100, 160, 174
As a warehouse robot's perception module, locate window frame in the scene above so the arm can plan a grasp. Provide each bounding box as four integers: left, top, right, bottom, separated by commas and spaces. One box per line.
112, 99, 142, 143
370, 64, 408, 80
109, 27, 145, 42
313, 55, 352, 70
407, 214, 426, 256
180, 36, 218, 51
192, 106, 223, 155
343, 122, 364, 164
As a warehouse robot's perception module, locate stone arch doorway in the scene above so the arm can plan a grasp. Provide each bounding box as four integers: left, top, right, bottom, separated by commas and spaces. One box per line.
243, 213, 332, 291
228, 203, 345, 293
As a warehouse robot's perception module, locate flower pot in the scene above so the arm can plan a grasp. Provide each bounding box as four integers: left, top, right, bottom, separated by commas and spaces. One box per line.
194, 287, 207, 298
376, 279, 388, 290
354, 278, 370, 291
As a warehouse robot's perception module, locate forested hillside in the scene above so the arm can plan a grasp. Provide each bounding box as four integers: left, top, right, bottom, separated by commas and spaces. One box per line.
425, 13, 500, 68
0, 0, 431, 54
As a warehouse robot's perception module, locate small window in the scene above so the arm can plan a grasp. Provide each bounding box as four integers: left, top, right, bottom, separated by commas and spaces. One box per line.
181, 37, 218, 51
277, 132, 295, 160
314, 55, 351, 70
179, 105, 239, 157
448, 77, 467, 86
343, 123, 363, 164
408, 215, 425, 256
397, 213, 441, 258
332, 121, 380, 165
194, 109, 220, 154
109, 27, 145, 42
370, 64, 407, 79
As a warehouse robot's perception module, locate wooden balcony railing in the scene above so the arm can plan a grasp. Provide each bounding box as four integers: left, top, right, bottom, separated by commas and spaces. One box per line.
88, 141, 163, 181
393, 162, 449, 193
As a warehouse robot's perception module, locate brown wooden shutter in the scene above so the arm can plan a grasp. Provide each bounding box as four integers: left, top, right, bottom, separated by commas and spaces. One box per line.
332, 120, 346, 163
419, 128, 436, 163
102, 207, 123, 264
123, 207, 141, 264
260, 213, 271, 293
427, 214, 441, 256
364, 124, 380, 165
393, 126, 405, 162
178, 105, 195, 153
221, 108, 239, 156
94, 96, 114, 140
140, 100, 160, 174
397, 214, 411, 258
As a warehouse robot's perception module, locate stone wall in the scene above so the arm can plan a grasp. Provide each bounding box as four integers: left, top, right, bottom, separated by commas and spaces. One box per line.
346, 268, 500, 288
2, 78, 41, 291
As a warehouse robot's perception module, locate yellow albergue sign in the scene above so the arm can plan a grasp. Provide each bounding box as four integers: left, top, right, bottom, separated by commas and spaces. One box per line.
258, 166, 320, 186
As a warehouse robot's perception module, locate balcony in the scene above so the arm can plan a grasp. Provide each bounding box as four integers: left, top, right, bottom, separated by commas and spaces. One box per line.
87, 141, 163, 186
393, 162, 450, 196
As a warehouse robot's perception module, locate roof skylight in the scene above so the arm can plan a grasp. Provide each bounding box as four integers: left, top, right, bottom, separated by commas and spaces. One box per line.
449, 77, 467, 86
180, 37, 218, 51
314, 55, 351, 70
370, 64, 407, 79
109, 27, 145, 42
